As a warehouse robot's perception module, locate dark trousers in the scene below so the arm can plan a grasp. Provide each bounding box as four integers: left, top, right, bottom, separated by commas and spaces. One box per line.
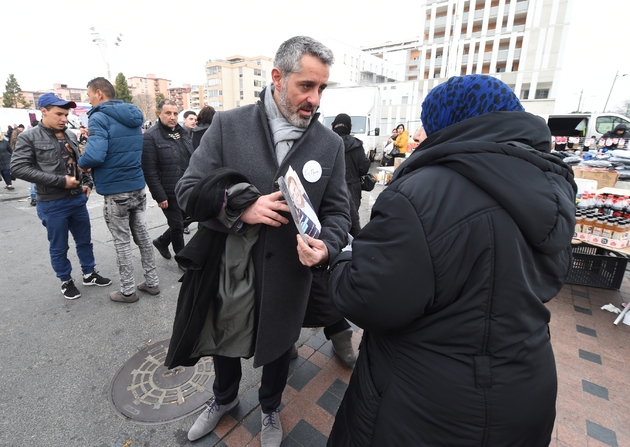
157, 198, 186, 256
1, 169, 11, 185
212, 348, 292, 414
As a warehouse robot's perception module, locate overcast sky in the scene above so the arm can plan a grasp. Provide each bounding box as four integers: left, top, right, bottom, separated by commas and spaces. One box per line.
1, 0, 628, 114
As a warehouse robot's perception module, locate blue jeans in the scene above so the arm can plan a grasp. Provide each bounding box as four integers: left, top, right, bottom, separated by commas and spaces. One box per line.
30, 183, 36, 200
36, 194, 95, 282
103, 189, 158, 294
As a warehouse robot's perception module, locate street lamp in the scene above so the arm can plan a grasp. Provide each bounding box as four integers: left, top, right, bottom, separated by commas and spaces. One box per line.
90, 26, 123, 81
603, 70, 627, 112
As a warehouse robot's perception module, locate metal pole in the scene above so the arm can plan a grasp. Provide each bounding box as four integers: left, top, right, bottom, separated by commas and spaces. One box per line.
603, 71, 627, 112
603, 71, 618, 113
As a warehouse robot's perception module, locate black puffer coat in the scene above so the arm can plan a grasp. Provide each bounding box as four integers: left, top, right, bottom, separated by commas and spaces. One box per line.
341, 135, 371, 236
142, 121, 194, 203
0, 138, 11, 171
327, 111, 576, 447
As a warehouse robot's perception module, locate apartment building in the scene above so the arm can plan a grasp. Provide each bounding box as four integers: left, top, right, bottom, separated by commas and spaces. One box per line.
53, 84, 88, 102
20, 87, 88, 110
190, 85, 205, 109
204, 56, 273, 110
20, 90, 44, 109
168, 84, 192, 111
321, 38, 402, 87
364, 0, 575, 116
128, 74, 171, 102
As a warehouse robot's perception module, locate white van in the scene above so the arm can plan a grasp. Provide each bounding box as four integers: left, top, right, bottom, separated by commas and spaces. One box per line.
546, 113, 630, 140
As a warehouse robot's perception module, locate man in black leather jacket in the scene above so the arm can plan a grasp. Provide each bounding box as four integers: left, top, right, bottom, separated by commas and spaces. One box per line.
11, 93, 111, 300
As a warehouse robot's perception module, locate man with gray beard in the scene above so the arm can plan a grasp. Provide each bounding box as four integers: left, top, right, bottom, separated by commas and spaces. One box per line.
174, 36, 350, 446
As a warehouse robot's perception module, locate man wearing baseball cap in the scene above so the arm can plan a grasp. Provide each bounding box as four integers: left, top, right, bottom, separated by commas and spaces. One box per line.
11, 93, 112, 300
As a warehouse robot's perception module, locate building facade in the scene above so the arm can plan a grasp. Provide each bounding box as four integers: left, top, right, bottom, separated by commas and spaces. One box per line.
52, 84, 88, 103
203, 56, 273, 110
190, 85, 205, 109
20, 91, 44, 109
128, 74, 171, 103
321, 38, 403, 87
363, 0, 575, 116
168, 84, 192, 111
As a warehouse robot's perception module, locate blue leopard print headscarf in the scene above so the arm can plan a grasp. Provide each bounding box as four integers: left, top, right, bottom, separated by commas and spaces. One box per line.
421, 75, 524, 136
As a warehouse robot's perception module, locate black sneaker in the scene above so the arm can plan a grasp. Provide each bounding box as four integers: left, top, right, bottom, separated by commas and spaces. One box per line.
30, 198, 36, 206
82, 270, 112, 287
61, 279, 81, 300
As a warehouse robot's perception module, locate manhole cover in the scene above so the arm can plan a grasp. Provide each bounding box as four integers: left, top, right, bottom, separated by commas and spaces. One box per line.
109, 339, 214, 424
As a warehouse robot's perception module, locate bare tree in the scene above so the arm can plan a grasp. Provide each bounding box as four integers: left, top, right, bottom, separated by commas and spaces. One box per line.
133, 93, 155, 123
613, 99, 630, 118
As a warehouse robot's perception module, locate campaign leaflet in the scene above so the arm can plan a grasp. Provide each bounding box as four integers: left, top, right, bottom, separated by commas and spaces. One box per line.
278, 166, 321, 242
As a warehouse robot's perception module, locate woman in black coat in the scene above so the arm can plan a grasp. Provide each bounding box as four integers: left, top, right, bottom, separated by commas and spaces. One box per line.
0, 136, 14, 189
327, 75, 576, 446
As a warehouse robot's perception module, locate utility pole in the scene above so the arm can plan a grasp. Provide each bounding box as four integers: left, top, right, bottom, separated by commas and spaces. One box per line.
90, 27, 123, 81
603, 70, 627, 112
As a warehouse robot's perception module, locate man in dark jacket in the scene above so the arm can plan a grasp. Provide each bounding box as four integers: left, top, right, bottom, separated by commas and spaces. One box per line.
602, 123, 630, 149
176, 36, 349, 446
326, 75, 576, 446
299, 112, 371, 369
331, 113, 371, 237
79, 77, 159, 303
11, 93, 111, 300
142, 99, 194, 268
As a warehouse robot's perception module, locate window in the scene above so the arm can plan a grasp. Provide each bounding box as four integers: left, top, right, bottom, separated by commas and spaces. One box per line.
596, 116, 630, 135
254, 69, 262, 76
521, 89, 530, 99
208, 78, 221, 86
207, 66, 222, 76
254, 91, 261, 98
254, 80, 262, 87
402, 96, 409, 104
535, 89, 549, 99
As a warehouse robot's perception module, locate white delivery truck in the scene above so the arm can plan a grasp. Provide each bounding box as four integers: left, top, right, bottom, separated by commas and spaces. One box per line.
0, 108, 41, 133
319, 86, 387, 161
546, 113, 630, 140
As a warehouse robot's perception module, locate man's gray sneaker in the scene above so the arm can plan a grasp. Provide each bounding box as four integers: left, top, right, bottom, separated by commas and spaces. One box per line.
330, 328, 357, 369
109, 290, 139, 303
137, 282, 160, 296
188, 398, 239, 441
261, 409, 283, 446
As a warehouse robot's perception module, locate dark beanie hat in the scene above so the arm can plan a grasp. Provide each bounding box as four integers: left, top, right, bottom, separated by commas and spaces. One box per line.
332, 113, 352, 135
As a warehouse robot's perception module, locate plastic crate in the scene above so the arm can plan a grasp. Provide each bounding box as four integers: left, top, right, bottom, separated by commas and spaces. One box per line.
566, 244, 628, 290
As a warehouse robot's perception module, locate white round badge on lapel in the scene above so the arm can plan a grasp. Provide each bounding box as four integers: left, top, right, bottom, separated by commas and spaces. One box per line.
302, 161, 322, 183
